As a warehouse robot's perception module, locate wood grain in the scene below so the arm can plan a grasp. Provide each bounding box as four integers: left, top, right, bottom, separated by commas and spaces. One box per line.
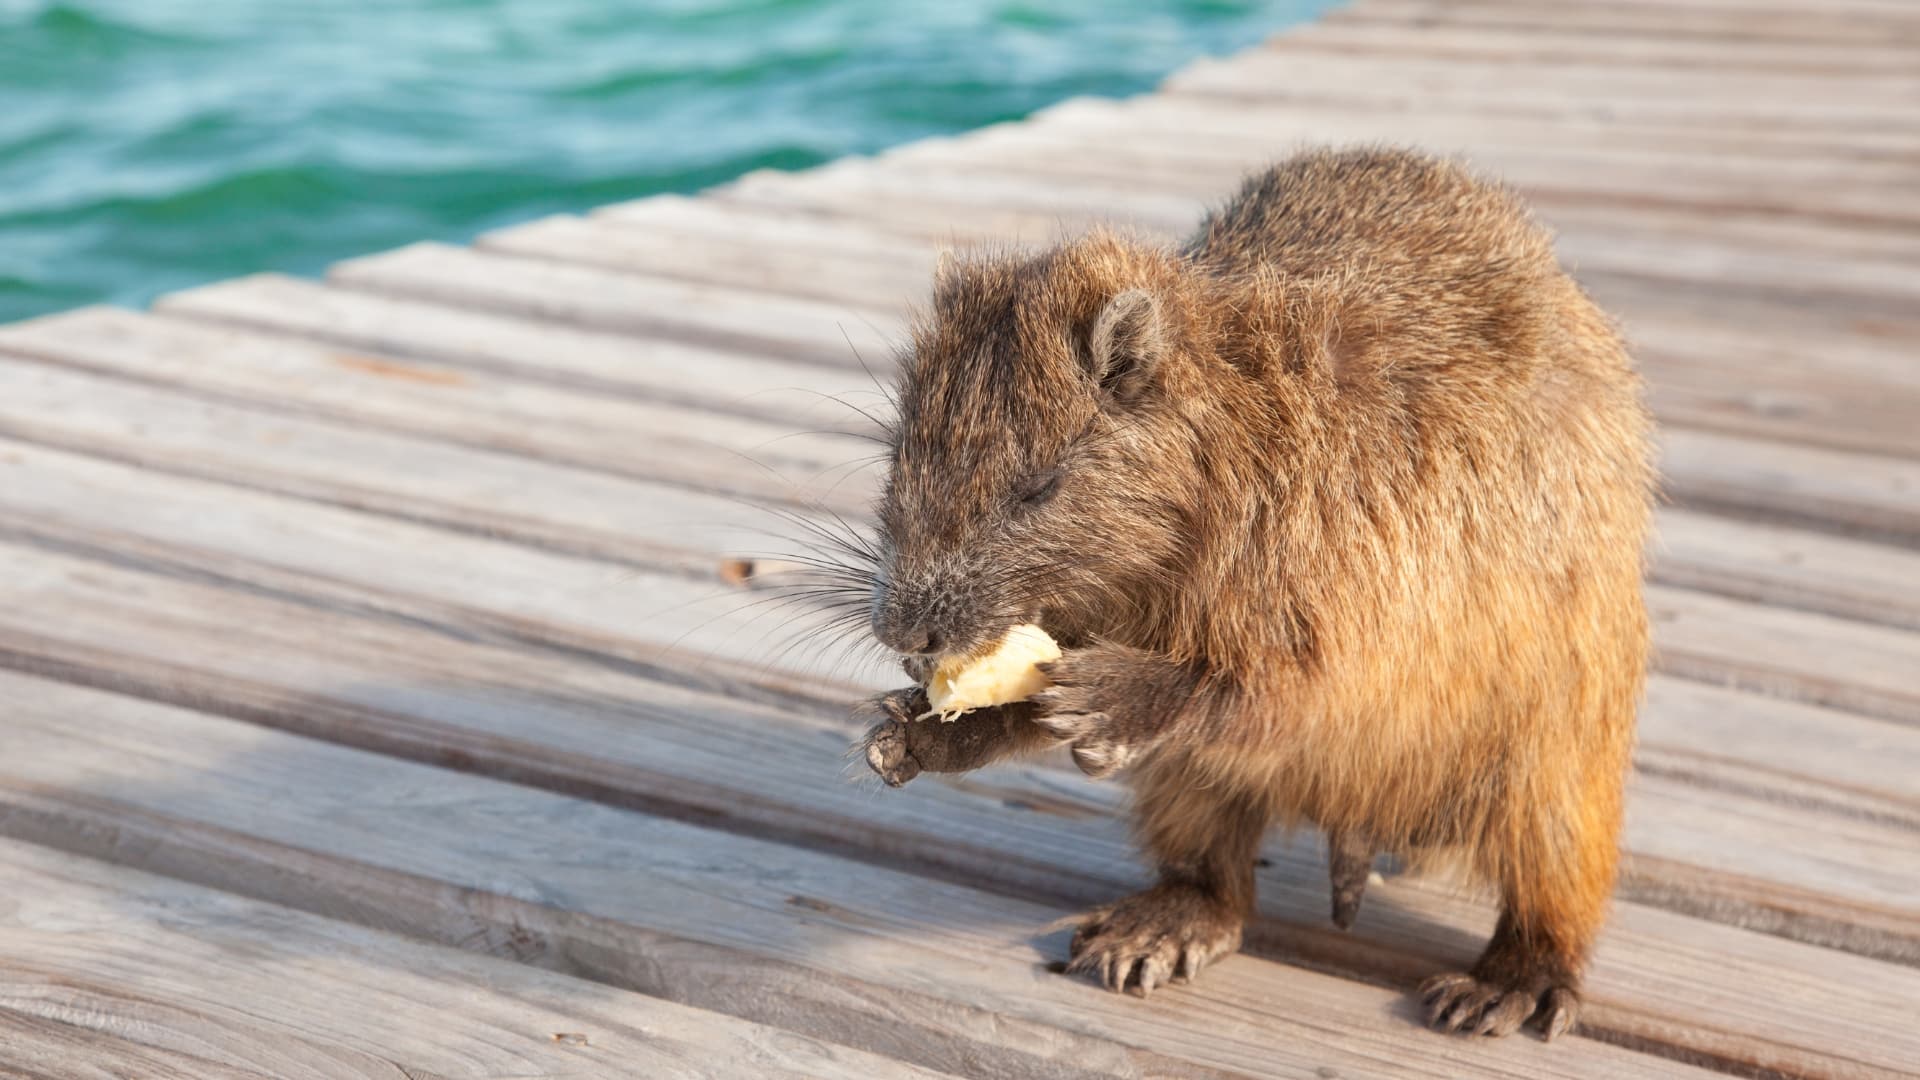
0, 307, 875, 517
0, 435, 891, 700
0, 839, 949, 1080
331, 241, 901, 365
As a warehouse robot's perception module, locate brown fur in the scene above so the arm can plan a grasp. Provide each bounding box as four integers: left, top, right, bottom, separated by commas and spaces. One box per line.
855, 146, 1653, 1039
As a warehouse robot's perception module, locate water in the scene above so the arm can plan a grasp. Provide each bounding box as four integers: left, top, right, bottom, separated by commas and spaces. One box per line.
0, 1, 1327, 323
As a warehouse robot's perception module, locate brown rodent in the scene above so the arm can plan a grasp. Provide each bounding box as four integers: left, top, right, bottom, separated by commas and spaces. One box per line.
853, 146, 1654, 1040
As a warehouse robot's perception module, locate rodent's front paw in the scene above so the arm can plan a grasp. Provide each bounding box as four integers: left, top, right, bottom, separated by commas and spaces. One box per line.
1031, 647, 1151, 779
858, 688, 926, 787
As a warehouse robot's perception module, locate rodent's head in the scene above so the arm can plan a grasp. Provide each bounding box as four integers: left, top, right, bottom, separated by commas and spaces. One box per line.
870, 233, 1206, 664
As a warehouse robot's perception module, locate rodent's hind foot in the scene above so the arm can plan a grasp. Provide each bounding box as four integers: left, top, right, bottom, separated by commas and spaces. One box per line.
1418, 971, 1580, 1040
1062, 882, 1243, 998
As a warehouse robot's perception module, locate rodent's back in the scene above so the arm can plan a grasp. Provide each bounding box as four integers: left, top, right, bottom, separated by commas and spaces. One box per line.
1188, 146, 1558, 283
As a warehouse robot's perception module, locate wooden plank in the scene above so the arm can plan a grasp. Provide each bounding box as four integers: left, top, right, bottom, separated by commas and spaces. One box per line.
0, 1012, 271, 1080
0, 358, 825, 576
158, 268, 909, 416
0, 436, 892, 699
160, 273, 885, 428
1638, 677, 1920, 829
0, 671, 1715, 1080
1648, 584, 1920, 727
1655, 509, 1920, 634
1659, 428, 1920, 544
996, 95, 1920, 191
330, 241, 901, 364
1168, 47, 1920, 130
0, 308, 874, 516
0, 540, 1915, 1066
1330, 0, 1920, 46
479, 210, 934, 309
692, 142, 1920, 277
1368, 0, 1920, 19
0, 839, 945, 1080
1296, 13, 1920, 73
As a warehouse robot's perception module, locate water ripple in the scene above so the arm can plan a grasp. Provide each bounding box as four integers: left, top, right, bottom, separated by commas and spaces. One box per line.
0, 0, 1327, 322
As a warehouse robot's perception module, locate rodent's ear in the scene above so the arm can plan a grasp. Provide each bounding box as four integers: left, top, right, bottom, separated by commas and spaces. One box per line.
1087, 288, 1167, 403
930, 248, 969, 312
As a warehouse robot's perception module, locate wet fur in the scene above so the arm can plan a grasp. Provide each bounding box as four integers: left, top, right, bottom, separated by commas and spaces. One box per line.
857, 147, 1654, 1038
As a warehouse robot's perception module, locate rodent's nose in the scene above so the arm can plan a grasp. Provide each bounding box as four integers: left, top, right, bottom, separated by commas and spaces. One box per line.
890, 624, 943, 657
873, 612, 943, 657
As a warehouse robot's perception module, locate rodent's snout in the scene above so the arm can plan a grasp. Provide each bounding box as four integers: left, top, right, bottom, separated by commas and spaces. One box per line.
869, 560, 994, 662
870, 582, 948, 657
871, 609, 943, 657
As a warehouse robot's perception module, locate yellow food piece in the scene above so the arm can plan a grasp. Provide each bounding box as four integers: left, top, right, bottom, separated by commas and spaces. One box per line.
921, 623, 1061, 722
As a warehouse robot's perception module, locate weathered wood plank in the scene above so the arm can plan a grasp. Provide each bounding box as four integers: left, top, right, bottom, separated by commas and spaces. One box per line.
159, 273, 884, 428
0, 839, 945, 1080
1295, 13, 1920, 73
0, 308, 874, 516
0, 539, 1914, 1071
0, 1012, 272, 1080
1168, 48, 1920, 130
479, 211, 933, 310
0, 671, 1717, 1080
965, 96, 1920, 196
1331, 0, 1920, 46
0, 436, 891, 699
331, 241, 900, 365
0, 359, 829, 576
1648, 584, 1920, 727
1654, 509, 1920, 633
1658, 427, 1920, 543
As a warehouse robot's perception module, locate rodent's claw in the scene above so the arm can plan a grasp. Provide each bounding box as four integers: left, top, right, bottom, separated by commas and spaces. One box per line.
1062, 882, 1242, 998
1027, 697, 1136, 779
1031, 644, 1176, 779
1418, 971, 1580, 1040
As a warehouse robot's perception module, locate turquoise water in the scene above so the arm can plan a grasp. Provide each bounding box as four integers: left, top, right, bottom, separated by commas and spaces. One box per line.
0, 1, 1326, 323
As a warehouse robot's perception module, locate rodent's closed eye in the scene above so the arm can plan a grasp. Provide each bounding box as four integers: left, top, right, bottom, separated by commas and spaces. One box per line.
1013, 467, 1063, 508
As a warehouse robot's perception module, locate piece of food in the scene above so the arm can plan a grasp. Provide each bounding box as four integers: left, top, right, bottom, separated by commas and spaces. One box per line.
920, 623, 1061, 721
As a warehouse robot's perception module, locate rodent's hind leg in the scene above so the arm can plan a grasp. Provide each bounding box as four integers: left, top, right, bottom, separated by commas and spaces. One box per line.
1064, 763, 1269, 997
1419, 906, 1587, 1040
1327, 830, 1375, 930
858, 688, 1053, 787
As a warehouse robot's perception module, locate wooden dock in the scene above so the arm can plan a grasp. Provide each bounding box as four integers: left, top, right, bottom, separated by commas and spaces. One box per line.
3, 1, 1918, 1076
